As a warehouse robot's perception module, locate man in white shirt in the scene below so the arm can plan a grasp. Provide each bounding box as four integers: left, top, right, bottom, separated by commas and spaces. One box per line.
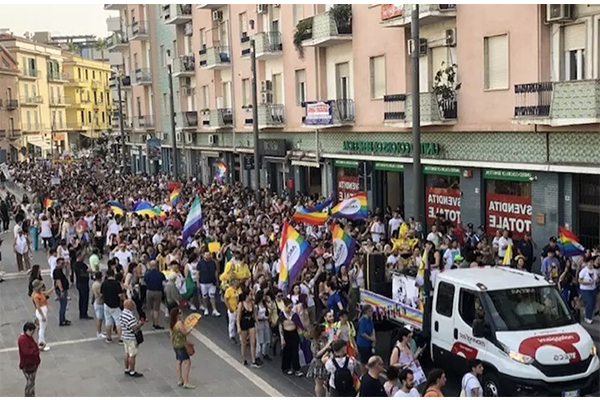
497, 229, 511, 259
325, 340, 358, 397
48, 248, 58, 277
426, 225, 442, 249
114, 243, 133, 269
370, 216, 385, 244
394, 368, 420, 397
386, 249, 399, 268
461, 359, 484, 397
106, 217, 121, 244
388, 212, 404, 238
579, 261, 599, 324
152, 232, 163, 246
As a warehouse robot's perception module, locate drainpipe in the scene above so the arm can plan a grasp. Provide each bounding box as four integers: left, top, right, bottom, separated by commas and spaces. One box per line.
227, 5, 238, 179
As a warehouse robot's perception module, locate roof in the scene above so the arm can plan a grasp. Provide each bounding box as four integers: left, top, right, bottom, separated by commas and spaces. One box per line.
439, 266, 551, 292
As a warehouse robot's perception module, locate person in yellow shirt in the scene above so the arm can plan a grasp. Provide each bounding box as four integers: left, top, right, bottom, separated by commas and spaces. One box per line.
220, 252, 251, 289
224, 278, 242, 344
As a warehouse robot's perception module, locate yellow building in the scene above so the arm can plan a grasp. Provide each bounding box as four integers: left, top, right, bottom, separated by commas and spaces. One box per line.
0, 34, 67, 158
62, 53, 112, 148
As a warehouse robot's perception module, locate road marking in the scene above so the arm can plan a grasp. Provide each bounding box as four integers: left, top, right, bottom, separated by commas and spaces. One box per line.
0, 330, 164, 354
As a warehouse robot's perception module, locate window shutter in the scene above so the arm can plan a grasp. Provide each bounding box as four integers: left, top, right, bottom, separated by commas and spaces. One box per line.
484, 34, 508, 89
370, 56, 386, 98
419, 54, 429, 92
563, 23, 585, 51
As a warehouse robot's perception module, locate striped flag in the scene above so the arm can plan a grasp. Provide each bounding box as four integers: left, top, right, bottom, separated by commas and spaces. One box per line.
182, 196, 203, 245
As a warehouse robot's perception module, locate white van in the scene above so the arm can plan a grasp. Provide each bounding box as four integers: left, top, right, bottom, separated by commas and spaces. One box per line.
360, 266, 599, 396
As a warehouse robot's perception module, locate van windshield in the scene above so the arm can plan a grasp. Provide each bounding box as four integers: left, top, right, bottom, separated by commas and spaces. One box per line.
484, 285, 574, 331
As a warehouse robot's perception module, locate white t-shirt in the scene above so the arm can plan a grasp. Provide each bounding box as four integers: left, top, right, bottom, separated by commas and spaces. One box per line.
106, 222, 121, 242
426, 231, 442, 248
498, 237, 511, 257
48, 255, 58, 276
152, 233, 163, 246
461, 372, 483, 397
40, 220, 53, 238
389, 217, 403, 234
114, 250, 133, 269
387, 254, 398, 266
371, 222, 385, 243
325, 356, 357, 390
394, 388, 420, 397
579, 267, 598, 291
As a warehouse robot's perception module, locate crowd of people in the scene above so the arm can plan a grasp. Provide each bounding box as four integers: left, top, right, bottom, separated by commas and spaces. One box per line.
4, 157, 598, 398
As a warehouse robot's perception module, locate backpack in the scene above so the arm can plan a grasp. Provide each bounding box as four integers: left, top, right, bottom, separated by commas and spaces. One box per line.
332, 357, 354, 394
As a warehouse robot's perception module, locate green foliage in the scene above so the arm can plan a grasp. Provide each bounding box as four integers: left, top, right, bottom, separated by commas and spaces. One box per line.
432, 62, 458, 100
293, 17, 313, 59
330, 4, 352, 34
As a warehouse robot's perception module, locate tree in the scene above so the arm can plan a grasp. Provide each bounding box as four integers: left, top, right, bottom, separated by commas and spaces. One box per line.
95, 38, 108, 61
67, 42, 80, 55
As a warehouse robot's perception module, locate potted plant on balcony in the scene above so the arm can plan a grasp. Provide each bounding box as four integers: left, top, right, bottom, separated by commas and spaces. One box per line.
330, 4, 352, 34
432, 62, 458, 119
293, 17, 313, 59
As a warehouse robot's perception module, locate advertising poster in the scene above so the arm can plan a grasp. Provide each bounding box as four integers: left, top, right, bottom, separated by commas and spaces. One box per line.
486, 192, 532, 239
425, 187, 461, 226
337, 175, 360, 202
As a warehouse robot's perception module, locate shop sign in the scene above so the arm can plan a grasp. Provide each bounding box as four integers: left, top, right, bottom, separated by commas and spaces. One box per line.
486, 193, 532, 239
146, 138, 161, 161
337, 175, 361, 202
334, 159, 359, 169
423, 165, 461, 177
342, 141, 440, 156
259, 139, 287, 157
380, 4, 404, 21
53, 132, 66, 142
426, 187, 461, 226
374, 162, 404, 172
483, 169, 532, 182
244, 156, 262, 170
304, 101, 332, 126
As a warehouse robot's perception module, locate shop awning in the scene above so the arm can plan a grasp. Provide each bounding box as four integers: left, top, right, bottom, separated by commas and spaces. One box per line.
26, 136, 52, 150
291, 159, 320, 168
263, 156, 286, 163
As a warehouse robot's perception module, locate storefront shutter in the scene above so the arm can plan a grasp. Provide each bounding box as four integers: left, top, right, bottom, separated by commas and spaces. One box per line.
484, 34, 508, 89
563, 23, 585, 51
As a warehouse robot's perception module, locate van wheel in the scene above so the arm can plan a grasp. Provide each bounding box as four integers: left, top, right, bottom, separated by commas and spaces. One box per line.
482, 372, 501, 397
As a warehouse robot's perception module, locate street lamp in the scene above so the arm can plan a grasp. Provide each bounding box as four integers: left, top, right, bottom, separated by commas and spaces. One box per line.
167, 49, 180, 181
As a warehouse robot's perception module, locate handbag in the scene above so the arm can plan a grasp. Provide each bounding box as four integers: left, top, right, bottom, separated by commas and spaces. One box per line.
184, 341, 195, 357
135, 329, 144, 345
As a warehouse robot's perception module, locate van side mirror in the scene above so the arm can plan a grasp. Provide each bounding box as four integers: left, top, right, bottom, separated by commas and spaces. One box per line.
472, 319, 485, 338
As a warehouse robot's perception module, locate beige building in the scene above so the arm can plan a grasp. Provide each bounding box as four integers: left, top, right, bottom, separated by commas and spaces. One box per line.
0, 42, 21, 162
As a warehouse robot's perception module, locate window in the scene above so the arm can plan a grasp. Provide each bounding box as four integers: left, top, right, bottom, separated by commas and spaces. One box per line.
435, 282, 455, 317
163, 93, 167, 112
199, 29, 206, 50
101, 112, 105, 123
85, 69, 89, 81
92, 70, 96, 79
80, 110, 85, 123
241, 78, 250, 107
58, 111, 63, 129
295, 69, 306, 105
484, 34, 509, 90
335, 62, 350, 100
272, 73, 282, 104
562, 23, 585, 81
78, 68, 82, 80
88, 111, 92, 123
293, 4, 303, 26
369, 55, 386, 99
458, 289, 479, 327
222, 81, 231, 108
239, 12, 248, 38
160, 45, 166, 67
201, 85, 209, 109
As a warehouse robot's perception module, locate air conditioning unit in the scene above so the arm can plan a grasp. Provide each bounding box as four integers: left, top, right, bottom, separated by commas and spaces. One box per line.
438, 4, 456, 11
208, 134, 218, 145
261, 92, 273, 104
546, 4, 571, 22
274, 4, 281, 8
445, 29, 456, 47
260, 80, 273, 92
212, 10, 223, 21
408, 38, 428, 56
175, 132, 182, 142
185, 132, 193, 144
257, 4, 268, 14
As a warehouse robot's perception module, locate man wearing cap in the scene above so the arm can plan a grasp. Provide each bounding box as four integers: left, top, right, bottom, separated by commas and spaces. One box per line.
517, 232, 536, 272
542, 236, 560, 259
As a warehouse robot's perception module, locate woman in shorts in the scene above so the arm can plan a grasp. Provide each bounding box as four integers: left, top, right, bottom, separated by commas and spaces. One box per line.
169, 307, 194, 389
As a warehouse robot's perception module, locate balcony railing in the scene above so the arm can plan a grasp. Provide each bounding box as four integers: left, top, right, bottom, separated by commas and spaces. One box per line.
302, 99, 355, 127
47, 72, 65, 82
380, 4, 456, 27
133, 68, 152, 85
205, 108, 233, 129
49, 96, 70, 106
23, 123, 41, 132
128, 21, 148, 40
163, 4, 192, 24
199, 46, 231, 70
173, 55, 196, 76
383, 92, 457, 126
6, 99, 18, 110
255, 31, 283, 59
258, 104, 285, 128
106, 16, 122, 32
20, 96, 43, 105
21, 69, 40, 79
177, 111, 198, 129
300, 10, 352, 47
108, 32, 129, 50
513, 79, 600, 126
133, 115, 155, 130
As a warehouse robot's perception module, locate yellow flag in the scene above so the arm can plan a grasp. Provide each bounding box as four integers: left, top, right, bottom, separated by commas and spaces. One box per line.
502, 244, 513, 266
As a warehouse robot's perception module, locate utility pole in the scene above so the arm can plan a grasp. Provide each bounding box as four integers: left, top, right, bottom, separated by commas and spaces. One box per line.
411, 5, 423, 224
168, 63, 179, 181
117, 74, 126, 172
250, 38, 261, 203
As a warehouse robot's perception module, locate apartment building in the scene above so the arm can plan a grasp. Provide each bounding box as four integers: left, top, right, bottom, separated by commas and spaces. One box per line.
0, 43, 21, 162
62, 54, 113, 147
0, 34, 69, 158
106, 4, 600, 248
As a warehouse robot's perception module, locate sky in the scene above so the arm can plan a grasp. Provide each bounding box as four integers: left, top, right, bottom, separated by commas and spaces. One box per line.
0, 4, 117, 39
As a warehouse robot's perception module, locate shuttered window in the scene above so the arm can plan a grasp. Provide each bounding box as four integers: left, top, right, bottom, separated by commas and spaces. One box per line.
563, 23, 586, 81
295, 69, 306, 105
369, 55, 386, 99
484, 34, 509, 90
431, 47, 448, 86
241, 78, 250, 106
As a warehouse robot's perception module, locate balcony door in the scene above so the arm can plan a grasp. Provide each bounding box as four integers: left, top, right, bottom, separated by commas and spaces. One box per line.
336, 62, 350, 120
562, 23, 586, 81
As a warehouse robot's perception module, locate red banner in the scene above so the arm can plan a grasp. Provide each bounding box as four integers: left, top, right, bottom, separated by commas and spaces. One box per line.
486, 192, 532, 240
426, 187, 461, 227
380, 4, 404, 20
337, 175, 361, 202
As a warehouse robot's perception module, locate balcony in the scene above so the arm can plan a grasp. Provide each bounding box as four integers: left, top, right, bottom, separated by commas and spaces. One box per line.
300, 10, 352, 48
383, 92, 457, 127
6, 99, 18, 110
20, 96, 43, 106
132, 68, 152, 85
112, 116, 132, 130
302, 99, 355, 128
173, 55, 196, 77
183, 21, 193, 37
22, 123, 42, 133
181, 85, 195, 97
20, 69, 40, 80
513, 80, 600, 126
91, 80, 102, 89
128, 21, 149, 41
196, 4, 222, 10
133, 115, 155, 131
104, 4, 126, 10
47, 72, 66, 82
49, 96, 70, 107
199, 46, 231, 70
65, 77, 86, 87
108, 32, 129, 51
255, 31, 283, 60
163, 4, 192, 25
380, 4, 456, 28
93, 99, 105, 107
200, 109, 233, 130
176, 111, 198, 130
106, 16, 123, 32
258, 104, 285, 129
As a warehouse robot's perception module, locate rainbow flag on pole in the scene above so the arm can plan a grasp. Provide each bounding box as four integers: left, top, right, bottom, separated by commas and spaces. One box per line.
558, 227, 585, 257
108, 200, 128, 216
278, 221, 313, 290
215, 161, 228, 182
43, 197, 57, 209
291, 209, 328, 226
303, 192, 335, 213
170, 188, 181, 206
330, 192, 368, 220
331, 223, 356, 270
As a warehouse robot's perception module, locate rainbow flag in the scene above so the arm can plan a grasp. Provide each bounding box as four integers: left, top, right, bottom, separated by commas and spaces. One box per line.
215, 161, 228, 182
278, 221, 312, 290
291, 209, 328, 226
170, 188, 181, 207
108, 200, 128, 216
331, 223, 356, 270
302, 192, 335, 213
133, 201, 164, 219
558, 227, 585, 257
43, 197, 57, 209
330, 192, 368, 220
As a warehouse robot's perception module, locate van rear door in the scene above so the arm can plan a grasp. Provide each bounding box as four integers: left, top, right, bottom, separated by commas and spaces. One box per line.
431, 280, 458, 366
